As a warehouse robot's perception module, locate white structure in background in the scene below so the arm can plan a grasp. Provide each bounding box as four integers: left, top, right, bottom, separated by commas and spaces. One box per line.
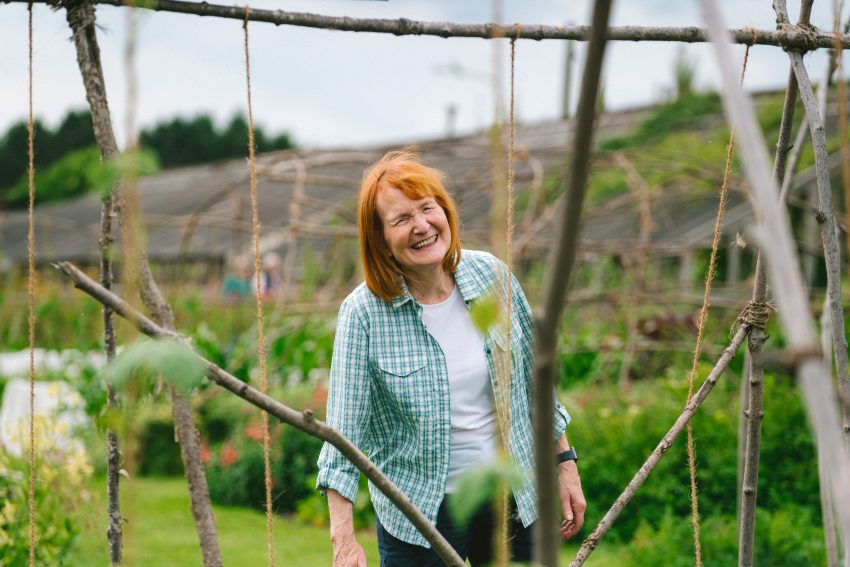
0, 348, 104, 379
0, 379, 88, 457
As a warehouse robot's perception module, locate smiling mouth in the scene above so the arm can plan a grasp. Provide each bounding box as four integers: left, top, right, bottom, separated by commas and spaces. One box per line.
412, 235, 437, 249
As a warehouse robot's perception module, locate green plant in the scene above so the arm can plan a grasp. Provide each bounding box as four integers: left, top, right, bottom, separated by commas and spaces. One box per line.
206, 437, 273, 510
0, 415, 93, 566
136, 405, 185, 477
564, 370, 818, 543
623, 507, 825, 567
600, 92, 722, 152
276, 425, 325, 513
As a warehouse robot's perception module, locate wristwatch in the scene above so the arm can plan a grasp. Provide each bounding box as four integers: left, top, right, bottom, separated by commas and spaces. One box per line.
556, 448, 578, 464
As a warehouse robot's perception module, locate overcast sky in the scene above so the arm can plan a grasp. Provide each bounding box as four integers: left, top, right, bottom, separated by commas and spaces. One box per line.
0, 1, 845, 149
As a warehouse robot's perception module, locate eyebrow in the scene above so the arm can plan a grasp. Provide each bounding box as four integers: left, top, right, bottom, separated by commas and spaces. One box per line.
387, 199, 437, 224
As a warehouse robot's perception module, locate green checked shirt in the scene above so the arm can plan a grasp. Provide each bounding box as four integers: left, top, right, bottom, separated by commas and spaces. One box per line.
316, 249, 571, 548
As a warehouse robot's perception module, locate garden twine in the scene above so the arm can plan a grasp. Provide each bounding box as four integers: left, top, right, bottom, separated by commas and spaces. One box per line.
243, 8, 276, 567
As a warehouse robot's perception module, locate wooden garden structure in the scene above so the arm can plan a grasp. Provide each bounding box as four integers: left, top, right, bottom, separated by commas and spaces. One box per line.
10, 0, 850, 566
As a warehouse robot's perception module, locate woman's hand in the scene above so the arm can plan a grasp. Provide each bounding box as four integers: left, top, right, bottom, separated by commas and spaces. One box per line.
557, 460, 587, 541
332, 534, 367, 567
328, 489, 368, 566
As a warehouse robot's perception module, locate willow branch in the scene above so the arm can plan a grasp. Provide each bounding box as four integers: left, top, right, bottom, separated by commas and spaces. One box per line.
569, 325, 750, 567
788, 52, 850, 391
52, 260, 466, 567
531, 1, 612, 566
739, 16, 800, 559
819, 307, 841, 567
61, 0, 222, 563
2, 0, 847, 49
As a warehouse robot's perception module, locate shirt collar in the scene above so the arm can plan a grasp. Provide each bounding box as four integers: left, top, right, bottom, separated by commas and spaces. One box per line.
390, 276, 415, 309
390, 251, 485, 309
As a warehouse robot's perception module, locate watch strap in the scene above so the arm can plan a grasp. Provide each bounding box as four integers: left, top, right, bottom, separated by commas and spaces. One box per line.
557, 448, 578, 464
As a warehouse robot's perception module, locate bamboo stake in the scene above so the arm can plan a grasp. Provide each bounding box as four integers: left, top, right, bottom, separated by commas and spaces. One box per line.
533, 1, 612, 565
7, 0, 850, 49
701, 0, 850, 549
61, 1, 223, 564
569, 325, 750, 566
51, 260, 467, 567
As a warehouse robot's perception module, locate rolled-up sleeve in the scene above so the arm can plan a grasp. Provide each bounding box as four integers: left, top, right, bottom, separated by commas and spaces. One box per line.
512, 274, 571, 440
316, 295, 371, 503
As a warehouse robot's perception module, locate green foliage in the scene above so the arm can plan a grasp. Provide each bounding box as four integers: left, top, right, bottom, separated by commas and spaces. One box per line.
136, 405, 185, 476
276, 425, 325, 513
0, 416, 93, 566
206, 437, 274, 510
623, 507, 825, 567
469, 292, 500, 335
6, 146, 101, 207
139, 113, 294, 170
105, 338, 206, 394
203, 386, 330, 514
600, 92, 722, 151
4, 145, 160, 208
0, 109, 294, 208
89, 148, 160, 199
0, 110, 95, 203
565, 371, 819, 543
446, 458, 527, 526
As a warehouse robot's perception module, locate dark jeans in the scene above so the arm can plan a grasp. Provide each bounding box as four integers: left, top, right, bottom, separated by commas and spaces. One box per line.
375, 497, 533, 566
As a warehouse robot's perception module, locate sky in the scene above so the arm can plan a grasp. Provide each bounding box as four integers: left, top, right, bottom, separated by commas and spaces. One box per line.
0, 0, 846, 149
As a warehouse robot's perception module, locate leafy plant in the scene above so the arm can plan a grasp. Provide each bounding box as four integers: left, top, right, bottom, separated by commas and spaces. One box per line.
623, 507, 825, 567
105, 338, 206, 394
0, 415, 93, 566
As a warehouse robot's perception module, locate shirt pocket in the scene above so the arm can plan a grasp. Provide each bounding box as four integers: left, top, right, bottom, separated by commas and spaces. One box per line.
489, 327, 527, 393
375, 355, 429, 423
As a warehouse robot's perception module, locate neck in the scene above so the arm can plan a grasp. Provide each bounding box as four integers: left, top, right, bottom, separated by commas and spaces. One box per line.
406, 267, 454, 304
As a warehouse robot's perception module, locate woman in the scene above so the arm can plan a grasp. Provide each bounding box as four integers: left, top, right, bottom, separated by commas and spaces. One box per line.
317, 149, 585, 566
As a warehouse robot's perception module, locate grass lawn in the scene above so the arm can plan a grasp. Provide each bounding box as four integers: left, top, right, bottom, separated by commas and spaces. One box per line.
69, 476, 622, 566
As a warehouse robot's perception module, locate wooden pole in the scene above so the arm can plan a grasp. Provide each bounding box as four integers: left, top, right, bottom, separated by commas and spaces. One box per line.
738, 17, 800, 556
61, 1, 223, 564
533, 0, 612, 565
5, 0, 850, 48
820, 306, 841, 567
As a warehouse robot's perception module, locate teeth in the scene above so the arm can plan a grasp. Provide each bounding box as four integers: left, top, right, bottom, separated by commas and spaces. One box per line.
412, 235, 437, 249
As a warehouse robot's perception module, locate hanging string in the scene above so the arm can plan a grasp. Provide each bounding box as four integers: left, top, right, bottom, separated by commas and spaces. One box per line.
684, 43, 752, 567
243, 7, 275, 566
27, 3, 38, 566
493, 32, 519, 567
502, 34, 518, 453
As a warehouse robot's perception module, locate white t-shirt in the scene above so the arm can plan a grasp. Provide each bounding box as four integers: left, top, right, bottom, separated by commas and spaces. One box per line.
420, 286, 498, 493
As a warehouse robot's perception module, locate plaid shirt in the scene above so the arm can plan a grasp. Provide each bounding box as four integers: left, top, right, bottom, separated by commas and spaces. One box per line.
316, 249, 570, 547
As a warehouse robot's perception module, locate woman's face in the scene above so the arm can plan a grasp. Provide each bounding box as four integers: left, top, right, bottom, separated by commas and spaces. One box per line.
375, 186, 451, 277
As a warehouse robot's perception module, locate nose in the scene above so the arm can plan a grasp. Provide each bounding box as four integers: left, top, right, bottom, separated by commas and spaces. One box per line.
411, 211, 430, 232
